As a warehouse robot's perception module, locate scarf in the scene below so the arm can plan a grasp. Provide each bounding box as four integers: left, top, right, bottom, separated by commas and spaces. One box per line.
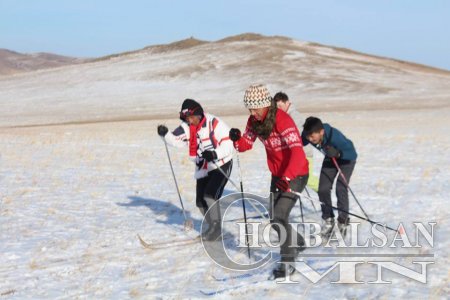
189, 116, 206, 158
250, 101, 277, 140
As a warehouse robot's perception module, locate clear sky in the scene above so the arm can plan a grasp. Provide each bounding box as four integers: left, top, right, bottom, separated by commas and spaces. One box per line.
1, 0, 449, 70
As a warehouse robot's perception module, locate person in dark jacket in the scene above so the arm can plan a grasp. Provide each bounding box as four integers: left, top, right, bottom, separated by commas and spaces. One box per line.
302, 117, 357, 238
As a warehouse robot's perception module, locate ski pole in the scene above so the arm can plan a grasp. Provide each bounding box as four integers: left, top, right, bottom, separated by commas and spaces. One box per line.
331, 157, 370, 220
210, 159, 251, 258
162, 138, 193, 230
294, 192, 397, 232
235, 152, 251, 259
304, 186, 319, 215
299, 195, 304, 223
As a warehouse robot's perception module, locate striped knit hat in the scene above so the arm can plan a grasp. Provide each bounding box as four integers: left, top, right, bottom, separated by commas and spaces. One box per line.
243, 84, 273, 109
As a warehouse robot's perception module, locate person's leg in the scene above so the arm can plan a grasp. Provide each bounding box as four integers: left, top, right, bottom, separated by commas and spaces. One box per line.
205, 161, 232, 200
318, 160, 338, 237
269, 176, 278, 219
196, 176, 209, 213
272, 192, 301, 263
203, 161, 233, 240
318, 160, 338, 220
335, 160, 356, 224
197, 177, 211, 234
289, 175, 309, 247
270, 175, 308, 278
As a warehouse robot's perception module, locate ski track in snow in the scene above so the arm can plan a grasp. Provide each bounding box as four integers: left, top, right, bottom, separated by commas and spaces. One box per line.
0, 107, 449, 299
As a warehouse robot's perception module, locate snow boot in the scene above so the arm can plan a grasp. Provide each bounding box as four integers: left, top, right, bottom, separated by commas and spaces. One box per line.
320, 217, 335, 239
199, 207, 213, 237
296, 234, 306, 257
271, 263, 296, 280
337, 217, 350, 238
203, 221, 222, 241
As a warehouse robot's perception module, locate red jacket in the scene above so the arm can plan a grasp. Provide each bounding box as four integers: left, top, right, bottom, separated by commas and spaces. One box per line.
235, 109, 309, 179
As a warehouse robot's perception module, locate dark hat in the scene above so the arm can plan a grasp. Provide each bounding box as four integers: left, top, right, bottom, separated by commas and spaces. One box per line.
179, 99, 204, 121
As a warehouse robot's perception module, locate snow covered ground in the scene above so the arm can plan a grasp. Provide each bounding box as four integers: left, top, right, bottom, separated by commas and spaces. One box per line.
1, 106, 448, 299
0, 35, 449, 299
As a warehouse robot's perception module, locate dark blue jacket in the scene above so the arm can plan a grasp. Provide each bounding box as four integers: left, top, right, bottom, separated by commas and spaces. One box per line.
302, 124, 357, 162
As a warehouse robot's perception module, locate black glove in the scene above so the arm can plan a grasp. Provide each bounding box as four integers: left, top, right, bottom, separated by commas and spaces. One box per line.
276, 177, 291, 192
202, 150, 218, 162
324, 145, 340, 158
229, 128, 241, 142
157, 125, 168, 137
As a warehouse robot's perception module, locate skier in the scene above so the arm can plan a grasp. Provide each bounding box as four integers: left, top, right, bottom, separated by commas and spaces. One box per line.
301, 117, 357, 238
229, 84, 309, 279
157, 99, 234, 241
273, 92, 319, 192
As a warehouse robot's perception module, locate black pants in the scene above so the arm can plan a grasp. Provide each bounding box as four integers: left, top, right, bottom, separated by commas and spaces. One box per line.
318, 159, 356, 223
196, 160, 232, 223
270, 175, 308, 263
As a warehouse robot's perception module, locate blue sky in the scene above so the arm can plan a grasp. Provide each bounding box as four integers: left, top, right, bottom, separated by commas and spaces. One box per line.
1, 0, 449, 70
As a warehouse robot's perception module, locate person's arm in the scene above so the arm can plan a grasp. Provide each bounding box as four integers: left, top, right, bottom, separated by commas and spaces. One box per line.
210, 118, 234, 160
232, 118, 257, 152
327, 126, 356, 159
164, 123, 189, 148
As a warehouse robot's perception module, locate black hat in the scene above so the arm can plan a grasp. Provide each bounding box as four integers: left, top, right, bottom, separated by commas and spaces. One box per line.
179, 99, 204, 121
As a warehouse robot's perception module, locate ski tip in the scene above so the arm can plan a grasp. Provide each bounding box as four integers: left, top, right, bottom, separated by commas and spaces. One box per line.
137, 234, 153, 249
397, 226, 405, 235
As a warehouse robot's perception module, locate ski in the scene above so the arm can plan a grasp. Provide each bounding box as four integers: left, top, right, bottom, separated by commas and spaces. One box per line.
202, 261, 335, 295
211, 272, 256, 282
200, 279, 266, 296
137, 234, 201, 249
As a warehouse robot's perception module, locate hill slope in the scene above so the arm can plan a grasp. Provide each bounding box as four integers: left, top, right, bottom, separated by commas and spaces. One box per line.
0, 49, 86, 76
0, 33, 449, 127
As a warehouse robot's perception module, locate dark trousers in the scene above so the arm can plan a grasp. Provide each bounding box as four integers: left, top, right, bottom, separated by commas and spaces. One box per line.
196, 160, 232, 223
318, 159, 356, 223
270, 175, 308, 263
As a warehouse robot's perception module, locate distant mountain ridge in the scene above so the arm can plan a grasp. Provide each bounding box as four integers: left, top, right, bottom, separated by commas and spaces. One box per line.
1, 33, 448, 77
0, 33, 449, 127
0, 49, 87, 76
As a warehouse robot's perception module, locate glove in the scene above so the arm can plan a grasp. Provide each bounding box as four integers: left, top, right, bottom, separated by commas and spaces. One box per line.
157, 125, 168, 137
276, 177, 291, 192
202, 150, 218, 162
229, 128, 241, 142
324, 145, 340, 158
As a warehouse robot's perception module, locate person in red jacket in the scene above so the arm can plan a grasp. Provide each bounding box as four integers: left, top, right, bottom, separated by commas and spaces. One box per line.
229, 84, 309, 279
